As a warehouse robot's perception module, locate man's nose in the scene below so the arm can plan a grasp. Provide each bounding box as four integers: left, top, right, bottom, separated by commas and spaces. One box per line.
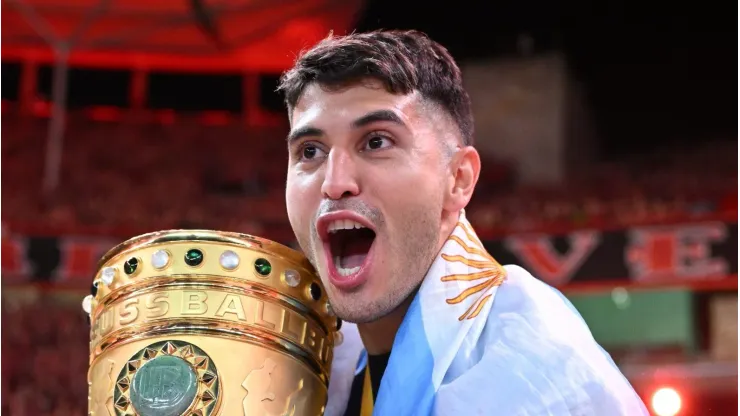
321, 150, 359, 200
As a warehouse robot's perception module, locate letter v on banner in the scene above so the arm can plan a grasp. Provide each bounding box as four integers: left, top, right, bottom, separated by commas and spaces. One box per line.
504, 231, 601, 285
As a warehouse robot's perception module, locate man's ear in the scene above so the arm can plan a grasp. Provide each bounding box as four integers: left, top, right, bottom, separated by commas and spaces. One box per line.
444, 146, 481, 212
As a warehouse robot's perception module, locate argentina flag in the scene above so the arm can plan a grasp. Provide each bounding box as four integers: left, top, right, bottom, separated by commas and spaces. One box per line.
326, 212, 648, 416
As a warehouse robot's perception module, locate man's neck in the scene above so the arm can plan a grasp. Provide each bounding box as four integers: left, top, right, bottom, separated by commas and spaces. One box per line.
356, 295, 414, 355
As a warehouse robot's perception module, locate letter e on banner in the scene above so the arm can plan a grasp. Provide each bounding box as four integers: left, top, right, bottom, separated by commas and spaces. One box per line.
626, 223, 728, 282
505, 231, 601, 285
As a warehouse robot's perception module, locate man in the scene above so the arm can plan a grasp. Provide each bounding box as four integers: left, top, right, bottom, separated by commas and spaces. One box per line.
279, 30, 648, 416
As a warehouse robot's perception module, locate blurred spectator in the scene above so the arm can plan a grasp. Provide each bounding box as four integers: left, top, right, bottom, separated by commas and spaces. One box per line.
2, 292, 89, 416
1, 114, 736, 237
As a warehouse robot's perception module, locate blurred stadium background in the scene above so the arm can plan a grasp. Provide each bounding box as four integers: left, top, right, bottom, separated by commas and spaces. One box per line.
1, 0, 737, 414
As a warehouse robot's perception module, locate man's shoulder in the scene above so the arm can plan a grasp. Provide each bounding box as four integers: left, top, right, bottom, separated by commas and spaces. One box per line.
491, 264, 588, 328
484, 264, 604, 356
430, 265, 647, 414
466, 265, 646, 413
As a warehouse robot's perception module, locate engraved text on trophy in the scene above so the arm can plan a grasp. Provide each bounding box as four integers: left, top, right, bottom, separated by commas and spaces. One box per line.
91, 290, 330, 364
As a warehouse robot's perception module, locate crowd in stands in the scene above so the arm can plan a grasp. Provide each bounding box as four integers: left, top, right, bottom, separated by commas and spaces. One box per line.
468, 140, 738, 232
3, 114, 736, 240
2, 114, 285, 237
2, 291, 88, 415
1, 113, 736, 415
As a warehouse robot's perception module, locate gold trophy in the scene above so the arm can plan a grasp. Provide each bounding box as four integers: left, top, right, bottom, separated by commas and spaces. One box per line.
83, 230, 339, 416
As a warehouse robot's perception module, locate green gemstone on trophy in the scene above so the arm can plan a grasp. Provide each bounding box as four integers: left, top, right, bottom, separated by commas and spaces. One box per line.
130, 355, 198, 416
184, 249, 204, 266
254, 258, 272, 276
124, 258, 139, 275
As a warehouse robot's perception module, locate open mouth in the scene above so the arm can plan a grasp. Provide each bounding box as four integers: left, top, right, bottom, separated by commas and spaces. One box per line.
326, 220, 376, 278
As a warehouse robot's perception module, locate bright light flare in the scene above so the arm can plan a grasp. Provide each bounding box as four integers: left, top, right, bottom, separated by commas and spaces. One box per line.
651, 387, 682, 416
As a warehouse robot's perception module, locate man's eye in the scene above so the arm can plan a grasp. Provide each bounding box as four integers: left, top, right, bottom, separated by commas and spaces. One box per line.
365, 135, 393, 151
300, 145, 326, 160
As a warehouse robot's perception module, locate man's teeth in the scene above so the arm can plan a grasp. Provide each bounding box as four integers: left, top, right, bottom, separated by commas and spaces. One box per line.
336, 266, 361, 277
334, 256, 360, 277
327, 219, 366, 233
327, 219, 367, 277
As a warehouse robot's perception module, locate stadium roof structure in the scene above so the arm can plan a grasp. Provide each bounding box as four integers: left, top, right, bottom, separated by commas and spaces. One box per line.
2, 0, 364, 72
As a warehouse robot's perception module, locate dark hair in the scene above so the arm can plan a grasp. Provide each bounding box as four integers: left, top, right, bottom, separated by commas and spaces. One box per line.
277, 30, 475, 146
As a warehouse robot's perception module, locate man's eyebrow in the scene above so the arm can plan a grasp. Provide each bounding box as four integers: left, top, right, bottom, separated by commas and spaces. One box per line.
351, 109, 407, 129
286, 126, 323, 144
286, 109, 407, 143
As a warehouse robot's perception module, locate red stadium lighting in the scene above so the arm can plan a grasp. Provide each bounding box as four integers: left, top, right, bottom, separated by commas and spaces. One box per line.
651, 387, 682, 416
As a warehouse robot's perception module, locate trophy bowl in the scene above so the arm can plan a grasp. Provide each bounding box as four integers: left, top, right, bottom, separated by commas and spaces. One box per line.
85, 230, 339, 416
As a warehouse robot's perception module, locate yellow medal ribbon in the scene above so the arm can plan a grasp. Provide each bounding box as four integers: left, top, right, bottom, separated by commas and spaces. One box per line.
360, 364, 374, 416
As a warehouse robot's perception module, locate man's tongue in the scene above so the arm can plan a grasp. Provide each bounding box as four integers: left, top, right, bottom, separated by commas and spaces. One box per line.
335, 237, 372, 270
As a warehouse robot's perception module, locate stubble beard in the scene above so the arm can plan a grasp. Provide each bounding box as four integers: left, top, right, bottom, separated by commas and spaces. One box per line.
319, 206, 442, 325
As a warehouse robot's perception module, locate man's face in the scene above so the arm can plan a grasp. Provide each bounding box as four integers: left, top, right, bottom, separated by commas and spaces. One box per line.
285, 80, 448, 323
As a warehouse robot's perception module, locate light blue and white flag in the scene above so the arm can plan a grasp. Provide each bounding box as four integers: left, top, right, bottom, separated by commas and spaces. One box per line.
326, 212, 649, 416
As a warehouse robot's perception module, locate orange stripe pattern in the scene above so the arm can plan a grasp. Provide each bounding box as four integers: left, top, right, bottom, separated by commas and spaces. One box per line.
441, 221, 507, 321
